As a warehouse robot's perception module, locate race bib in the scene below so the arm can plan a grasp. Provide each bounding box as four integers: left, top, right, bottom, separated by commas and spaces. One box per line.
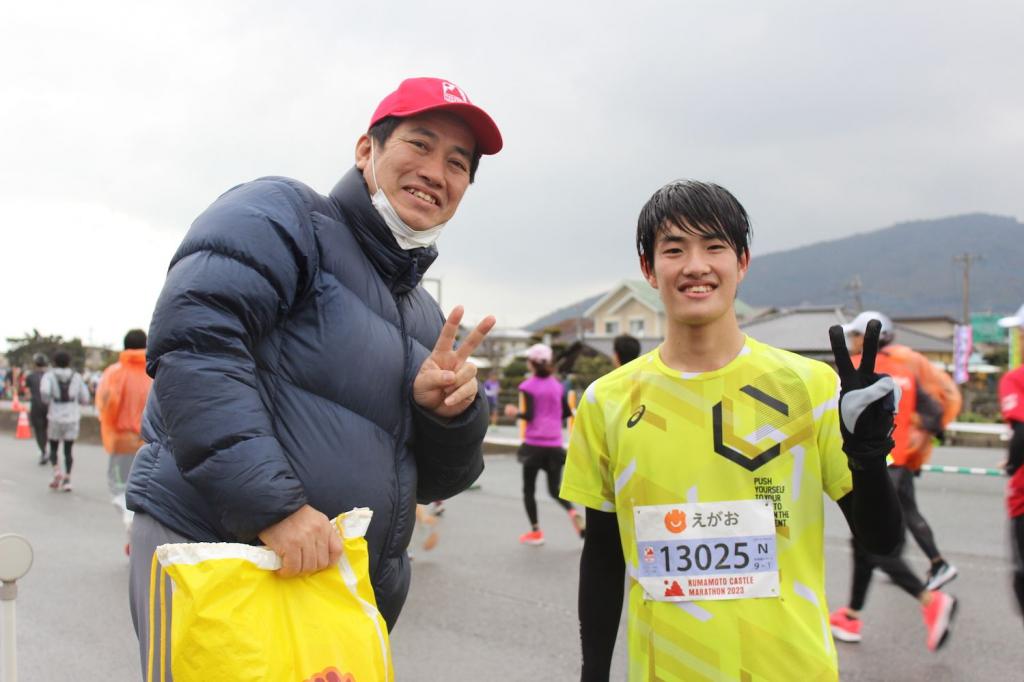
634, 500, 779, 602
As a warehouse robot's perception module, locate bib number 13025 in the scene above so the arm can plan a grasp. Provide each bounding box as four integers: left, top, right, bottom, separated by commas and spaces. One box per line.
634, 500, 779, 602
659, 538, 761, 573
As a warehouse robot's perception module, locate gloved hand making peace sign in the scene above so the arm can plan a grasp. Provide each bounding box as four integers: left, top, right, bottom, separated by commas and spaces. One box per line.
828, 318, 901, 470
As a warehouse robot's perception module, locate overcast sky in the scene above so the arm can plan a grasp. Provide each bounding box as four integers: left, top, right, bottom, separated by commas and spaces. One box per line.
2, 1, 1021, 351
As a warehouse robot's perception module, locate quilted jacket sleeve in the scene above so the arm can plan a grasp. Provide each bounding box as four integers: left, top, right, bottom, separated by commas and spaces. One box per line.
410, 390, 488, 502
147, 179, 317, 541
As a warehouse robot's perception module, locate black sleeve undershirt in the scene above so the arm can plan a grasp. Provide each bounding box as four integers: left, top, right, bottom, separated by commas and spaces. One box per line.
836, 459, 904, 555
517, 391, 534, 421
578, 508, 624, 682
1006, 421, 1024, 476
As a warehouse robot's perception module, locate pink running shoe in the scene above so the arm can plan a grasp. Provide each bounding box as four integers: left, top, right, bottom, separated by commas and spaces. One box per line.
519, 529, 545, 546
829, 607, 862, 643
922, 591, 958, 652
48, 467, 64, 490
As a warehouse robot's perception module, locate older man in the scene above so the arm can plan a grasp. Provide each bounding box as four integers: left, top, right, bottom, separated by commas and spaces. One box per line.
126, 77, 502, 678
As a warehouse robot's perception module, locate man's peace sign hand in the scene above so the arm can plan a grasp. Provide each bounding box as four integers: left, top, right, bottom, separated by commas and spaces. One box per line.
414, 305, 496, 419
828, 319, 900, 468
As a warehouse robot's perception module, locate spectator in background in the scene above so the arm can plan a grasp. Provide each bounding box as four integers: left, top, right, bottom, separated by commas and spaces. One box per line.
24, 353, 50, 464
97, 329, 153, 549
483, 372, 500, 426
612, 333, 640, 367
40, 350, 91, 492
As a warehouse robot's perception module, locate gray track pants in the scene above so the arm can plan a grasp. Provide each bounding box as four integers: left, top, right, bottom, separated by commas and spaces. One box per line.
128, 513, 190, 681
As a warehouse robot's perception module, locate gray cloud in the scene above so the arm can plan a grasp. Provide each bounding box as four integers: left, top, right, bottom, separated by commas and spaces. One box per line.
2, 0, 1020, 346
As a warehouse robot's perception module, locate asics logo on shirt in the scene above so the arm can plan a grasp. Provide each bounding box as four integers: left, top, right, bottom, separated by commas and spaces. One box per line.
627, 404, 646, 428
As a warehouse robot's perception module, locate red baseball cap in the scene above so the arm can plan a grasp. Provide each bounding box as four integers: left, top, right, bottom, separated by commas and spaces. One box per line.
369, 77, 503, 155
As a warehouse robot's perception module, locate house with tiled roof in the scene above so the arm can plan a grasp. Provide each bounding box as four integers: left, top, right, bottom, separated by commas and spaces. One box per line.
740, 306, 954, 363
583, 279, 761, 340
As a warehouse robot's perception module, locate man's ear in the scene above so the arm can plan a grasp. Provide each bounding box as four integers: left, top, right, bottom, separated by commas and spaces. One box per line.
354, 134, 372, 171
737, 251, 750, 284
640, 255, 657, 289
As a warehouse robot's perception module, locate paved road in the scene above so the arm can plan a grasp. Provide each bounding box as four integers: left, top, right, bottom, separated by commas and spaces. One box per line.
0, 433, 1018, 680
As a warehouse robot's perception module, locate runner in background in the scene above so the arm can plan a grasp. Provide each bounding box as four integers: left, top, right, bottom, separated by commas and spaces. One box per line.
96, 329, 153, 553
997, 307, 1024, 622
828, 313, 959, 650
24, 353, 50, 464
843, 312, 962, 589
40, 350, 91, 492
506, 343, 584, 545
612, 334, 640, 367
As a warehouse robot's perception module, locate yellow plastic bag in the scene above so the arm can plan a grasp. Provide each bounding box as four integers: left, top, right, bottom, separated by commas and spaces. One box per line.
151, 507, 393, 682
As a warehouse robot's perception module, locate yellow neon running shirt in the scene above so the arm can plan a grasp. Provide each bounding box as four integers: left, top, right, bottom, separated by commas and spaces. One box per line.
561, 336, 851, 682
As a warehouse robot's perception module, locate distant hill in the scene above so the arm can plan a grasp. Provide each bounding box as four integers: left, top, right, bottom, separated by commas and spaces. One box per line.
740, 213, 1022, 318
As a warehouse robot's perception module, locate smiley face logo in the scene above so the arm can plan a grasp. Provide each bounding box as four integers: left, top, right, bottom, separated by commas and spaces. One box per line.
664, 509, 687, 534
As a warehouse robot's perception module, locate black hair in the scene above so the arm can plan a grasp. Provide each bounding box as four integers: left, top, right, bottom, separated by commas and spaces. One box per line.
54, 350, 70, 368
124, 329, 147, 350
33, 353, 48, 368
636, 180, 752, 272
613, 334, 641, 365
528, 359, 552, 378
369, 115, 481, 184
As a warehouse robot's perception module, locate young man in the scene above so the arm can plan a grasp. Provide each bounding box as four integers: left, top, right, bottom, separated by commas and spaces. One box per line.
125, 77, 502, 678
562, 180, 909, 681
829, 312, 959, 648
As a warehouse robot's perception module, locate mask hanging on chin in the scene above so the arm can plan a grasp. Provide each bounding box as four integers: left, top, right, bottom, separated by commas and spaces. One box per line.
369, 140, 447, 250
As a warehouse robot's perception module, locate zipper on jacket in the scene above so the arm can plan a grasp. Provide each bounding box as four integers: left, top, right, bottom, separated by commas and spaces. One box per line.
376, 298, 412, 582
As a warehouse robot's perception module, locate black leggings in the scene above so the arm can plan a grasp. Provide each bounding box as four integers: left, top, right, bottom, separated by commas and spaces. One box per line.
30, 410, 47, 453
1012, 515, 1024, 623
521, 446, 572, 526
891, 466, 941, 562
849, 468, 928, 610
49, 440, 74, 474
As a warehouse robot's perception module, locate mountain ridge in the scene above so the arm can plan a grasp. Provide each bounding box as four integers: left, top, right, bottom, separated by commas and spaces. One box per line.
740, 213, 1021, 318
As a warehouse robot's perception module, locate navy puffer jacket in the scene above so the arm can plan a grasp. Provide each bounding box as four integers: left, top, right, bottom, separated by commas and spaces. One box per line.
126, 167, 487, 627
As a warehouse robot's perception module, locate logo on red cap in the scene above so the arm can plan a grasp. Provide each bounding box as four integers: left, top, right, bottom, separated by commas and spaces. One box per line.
442, 81, 469, 104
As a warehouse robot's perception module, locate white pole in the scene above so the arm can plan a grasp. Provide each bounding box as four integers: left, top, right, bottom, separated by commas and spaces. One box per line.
1, 582, 16, 682
0, 534, 33, 682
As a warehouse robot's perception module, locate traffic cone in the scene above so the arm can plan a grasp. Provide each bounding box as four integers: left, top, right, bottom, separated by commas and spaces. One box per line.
15, 410, 31, 439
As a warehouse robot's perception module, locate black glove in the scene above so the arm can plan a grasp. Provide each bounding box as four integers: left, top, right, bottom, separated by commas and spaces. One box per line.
828, 319, 900, 470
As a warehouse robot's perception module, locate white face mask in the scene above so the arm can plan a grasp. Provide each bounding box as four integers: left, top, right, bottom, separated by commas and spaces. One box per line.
369, 140, 447, 250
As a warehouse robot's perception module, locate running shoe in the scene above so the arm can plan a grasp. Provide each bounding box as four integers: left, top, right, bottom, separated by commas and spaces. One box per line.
519, 529, 545, 546
422, 529, 440, 551
48, 467, 64, 490
925, 561, 959, 591
61, 477, 72, 492
922, 591, 957, 652
828, 607, 863, 643
568, 508, 586, 539
38, 452, 49, 466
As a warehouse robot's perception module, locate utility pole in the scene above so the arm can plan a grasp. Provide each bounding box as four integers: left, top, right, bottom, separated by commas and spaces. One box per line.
952, 253, 982, 324
845, 275, 864, 312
